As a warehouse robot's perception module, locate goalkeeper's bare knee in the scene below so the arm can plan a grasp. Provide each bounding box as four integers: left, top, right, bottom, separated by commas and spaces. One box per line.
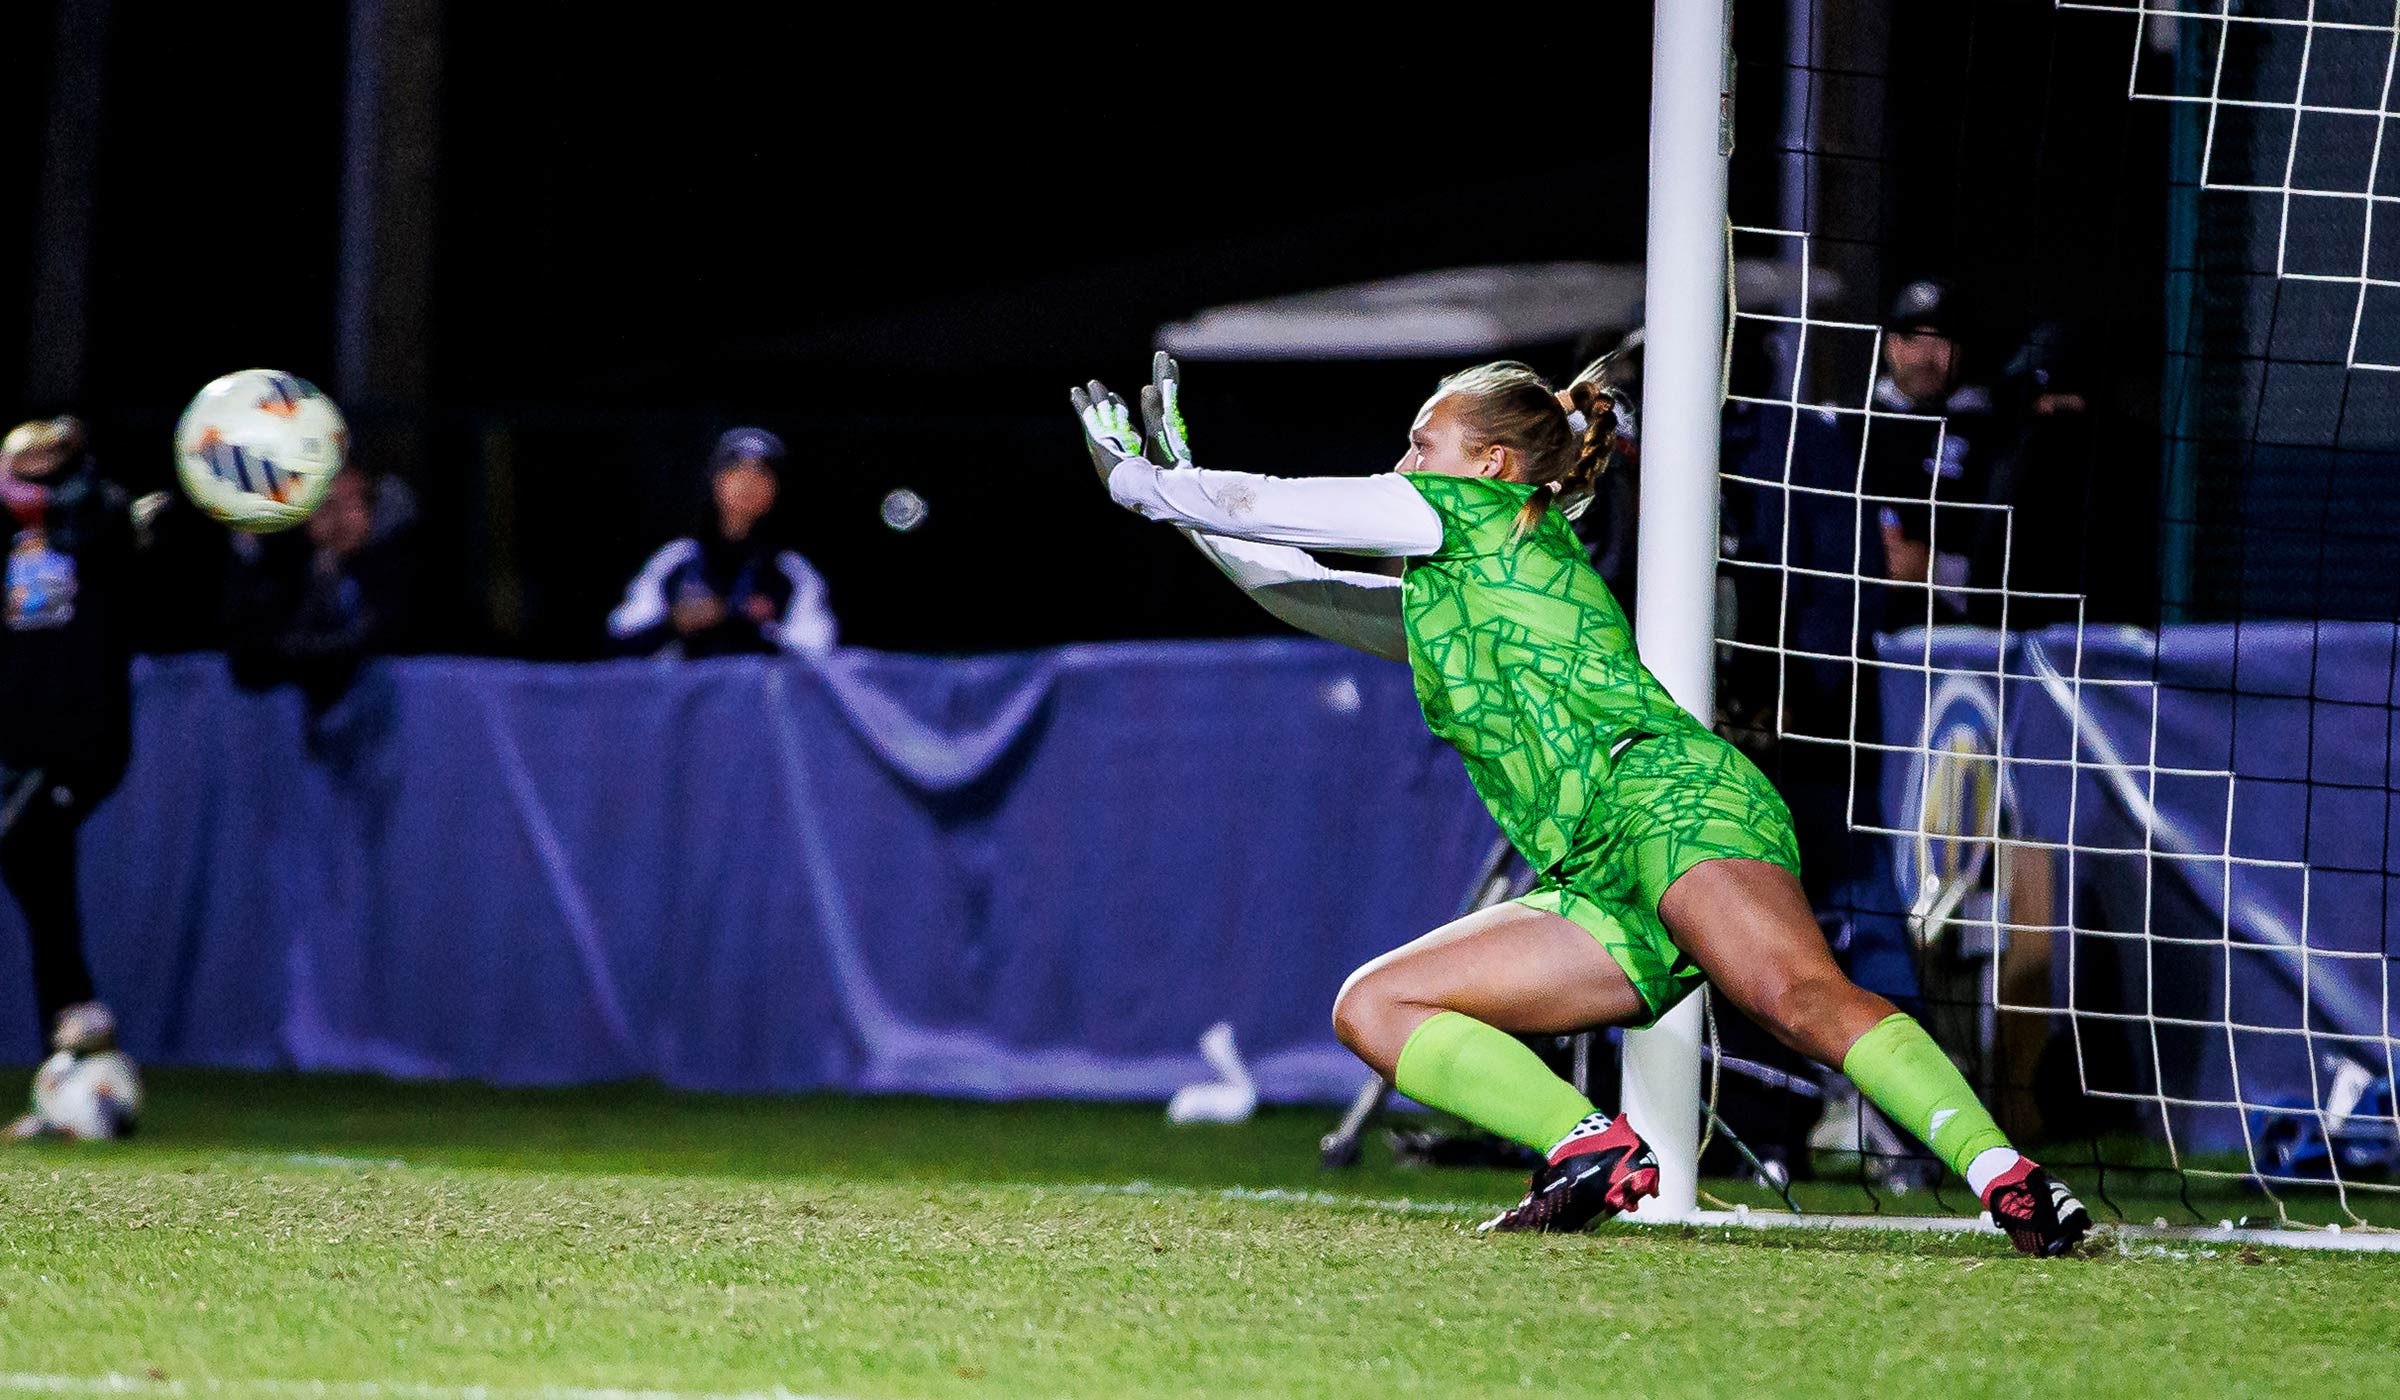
1728, 968, 1897, 1069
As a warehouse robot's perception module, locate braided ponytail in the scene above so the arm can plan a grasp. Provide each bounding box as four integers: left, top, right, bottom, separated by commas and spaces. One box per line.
1436, 359, 1626, 543
1555, 378, 1621, 510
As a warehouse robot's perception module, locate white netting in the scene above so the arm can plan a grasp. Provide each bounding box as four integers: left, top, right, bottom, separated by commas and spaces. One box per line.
2061, 1, 2400, 369
1718, 220, 2400, 1223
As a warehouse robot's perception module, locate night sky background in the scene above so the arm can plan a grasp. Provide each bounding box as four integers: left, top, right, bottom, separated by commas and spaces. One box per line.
1, 3, 2166, 654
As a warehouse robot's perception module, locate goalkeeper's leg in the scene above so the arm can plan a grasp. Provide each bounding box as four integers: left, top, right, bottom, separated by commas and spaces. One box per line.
1664, 856, 2091, 1256
1331, 901, 1663, 1234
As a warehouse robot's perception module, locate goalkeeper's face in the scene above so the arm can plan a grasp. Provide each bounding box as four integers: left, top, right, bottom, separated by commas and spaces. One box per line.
1394, 394, 1504, 481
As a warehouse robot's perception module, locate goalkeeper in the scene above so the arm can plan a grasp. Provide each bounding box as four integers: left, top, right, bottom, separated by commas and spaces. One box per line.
1072, 355, 2090, 1256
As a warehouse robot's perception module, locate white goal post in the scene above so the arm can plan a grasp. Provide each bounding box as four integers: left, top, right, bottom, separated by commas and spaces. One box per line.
1625, 0, 1736, 1222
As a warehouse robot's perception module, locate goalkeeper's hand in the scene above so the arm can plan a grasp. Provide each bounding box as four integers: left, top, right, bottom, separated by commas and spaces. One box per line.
1139, 351, 1195, 469
1070, 380, 1147, 490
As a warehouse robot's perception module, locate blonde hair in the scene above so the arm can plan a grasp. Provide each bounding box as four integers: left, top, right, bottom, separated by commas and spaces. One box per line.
1435, 361, 1620, 542
1, 416, 86, 462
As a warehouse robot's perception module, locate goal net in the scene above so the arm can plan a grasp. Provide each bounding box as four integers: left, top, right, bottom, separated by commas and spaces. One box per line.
1702, 0, 2400, 1235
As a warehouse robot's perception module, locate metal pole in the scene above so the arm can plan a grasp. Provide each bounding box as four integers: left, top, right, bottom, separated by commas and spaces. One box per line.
334, 0, 386, 405
336, 0, 443, 409
24, 0, 111, 408
1626, 0, 1734, 1223
1774, 0, 1815, 398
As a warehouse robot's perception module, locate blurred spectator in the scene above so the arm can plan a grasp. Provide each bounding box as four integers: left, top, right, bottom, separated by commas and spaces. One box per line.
224, 467, 420, 709
1967, 322, 2156, 629
1862, 280, 1999, 616
1722, 312, 1939, 1027
0, 416, 142, 1050
1721, 353, 1908, 874
609, 427, 836, 658
125, 494, 233, 653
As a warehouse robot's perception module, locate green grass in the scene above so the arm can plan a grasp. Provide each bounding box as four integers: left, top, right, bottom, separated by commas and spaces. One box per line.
1, 1070, 2396, 1399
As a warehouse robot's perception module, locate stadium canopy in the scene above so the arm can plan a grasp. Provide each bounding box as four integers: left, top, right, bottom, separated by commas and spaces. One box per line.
1155, 259, 1839, 360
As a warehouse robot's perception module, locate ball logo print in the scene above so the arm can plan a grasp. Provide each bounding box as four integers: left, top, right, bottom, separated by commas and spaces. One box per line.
189, 428, 304, 503
253, 372, 308, 417
173, 368, 349, 533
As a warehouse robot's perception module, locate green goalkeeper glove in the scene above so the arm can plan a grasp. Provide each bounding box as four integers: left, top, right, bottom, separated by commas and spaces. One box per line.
1070, 380, 1147, 489
1139, 350, 1195, 469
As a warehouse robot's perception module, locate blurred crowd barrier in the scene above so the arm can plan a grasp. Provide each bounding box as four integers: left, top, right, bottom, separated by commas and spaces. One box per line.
0, 644, 1492, 1094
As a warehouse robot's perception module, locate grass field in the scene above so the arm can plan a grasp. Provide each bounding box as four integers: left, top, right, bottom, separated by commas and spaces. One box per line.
3, 1070, 2397, 1399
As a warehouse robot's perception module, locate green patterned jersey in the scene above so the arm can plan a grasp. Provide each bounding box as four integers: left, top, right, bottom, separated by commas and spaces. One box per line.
1400, 474, 1707, 869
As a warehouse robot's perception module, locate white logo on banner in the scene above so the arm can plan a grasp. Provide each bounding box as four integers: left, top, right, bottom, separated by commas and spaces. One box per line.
1898, 674, 2012, 951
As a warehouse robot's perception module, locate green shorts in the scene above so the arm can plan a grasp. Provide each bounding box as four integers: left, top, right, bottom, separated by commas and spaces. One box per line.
1514, 728, 1802, 1027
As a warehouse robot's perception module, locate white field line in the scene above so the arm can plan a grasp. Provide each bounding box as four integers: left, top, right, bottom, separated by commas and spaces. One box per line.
1057, 1180, 1488, 1217
1078, 1181, 2400, 1252
1084, 1191, 2400, 1258
112, 1154, 2400, 1254
1671, 1207, 2400, 1254
0, 1377, 852, 1400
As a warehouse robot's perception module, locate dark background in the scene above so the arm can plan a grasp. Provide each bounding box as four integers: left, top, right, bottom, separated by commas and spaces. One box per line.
3, 2, 2181, 656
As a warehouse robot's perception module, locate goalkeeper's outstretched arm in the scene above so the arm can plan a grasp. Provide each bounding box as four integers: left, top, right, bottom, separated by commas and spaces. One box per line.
1175, 527, 1409, 662
1105, 430, 1440, 662
1104, 457, 1441, 555
1070, 355, 1437, 662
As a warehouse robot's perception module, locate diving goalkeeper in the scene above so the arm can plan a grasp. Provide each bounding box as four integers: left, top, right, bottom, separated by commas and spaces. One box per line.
1071, 354, 2090, 1255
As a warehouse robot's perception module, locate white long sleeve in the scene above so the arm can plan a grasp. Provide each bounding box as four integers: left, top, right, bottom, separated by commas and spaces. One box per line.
1108, 462, 1444, 557
771, 550, 838, 655
1178, 529, 1408, 662
608, 538, 700, 639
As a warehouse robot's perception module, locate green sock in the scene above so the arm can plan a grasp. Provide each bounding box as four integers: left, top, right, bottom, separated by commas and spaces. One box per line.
1840, 1013, 2012, 1180
1393, 1010, 1596, 1153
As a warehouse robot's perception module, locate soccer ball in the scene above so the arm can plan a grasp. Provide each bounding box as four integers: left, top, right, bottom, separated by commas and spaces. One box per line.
29, 1050, 142, 1140
173, 369, 348, 533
